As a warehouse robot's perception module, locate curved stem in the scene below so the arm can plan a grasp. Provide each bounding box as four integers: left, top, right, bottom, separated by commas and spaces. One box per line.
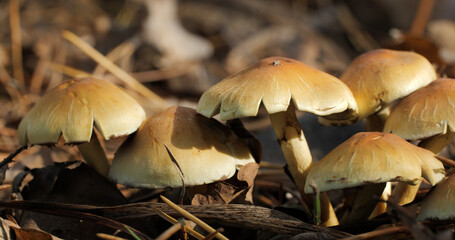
269, 103, 339, 226
392, 131, 454, 205
77, 133, 110, 177
418, 131, 455, 154
369, 182, 392, 219
340, 183, 387, 225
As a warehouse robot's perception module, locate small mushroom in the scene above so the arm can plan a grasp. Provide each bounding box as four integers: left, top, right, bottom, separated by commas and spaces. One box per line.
17, 78, 146, 177
320, 49, 437, 130
197, 56, 358, 226
108, 106, 256, 188
384, 78, 455, 204
304, 132, 445, 225
417, 174, 455, 221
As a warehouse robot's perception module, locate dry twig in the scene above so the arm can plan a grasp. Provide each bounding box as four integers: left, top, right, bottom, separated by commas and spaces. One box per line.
61, 30, 169, 113
160, 195, 229, 240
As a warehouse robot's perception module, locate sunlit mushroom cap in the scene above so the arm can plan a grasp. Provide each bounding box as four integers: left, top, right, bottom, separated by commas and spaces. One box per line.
197, 56, 357, 120
108, 106, 256, 188
417, 174, 455, 221
17, 78, 146, 144
322, 49, 436, 125
304, 132, 445, 193
384, 78, 455, 140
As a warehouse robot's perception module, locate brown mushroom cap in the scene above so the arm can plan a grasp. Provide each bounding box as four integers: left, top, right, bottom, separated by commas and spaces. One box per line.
197, 56, 357, 120
304, 132, 445, 193
322, 49, 436, 125
384, 78, 455, 140
17, 78, 146, 144
417, 174, 455, 221
108, 106, 256, 188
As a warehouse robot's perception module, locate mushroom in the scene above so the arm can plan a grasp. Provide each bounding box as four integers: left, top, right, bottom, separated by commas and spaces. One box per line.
197, 56, 358, 226
320, 49, 437, 131
318, 49, 438, 218
108, 106, 256, 188
17, 78, 146, 177
417, 174, 455, 221
384, 78, 455, 204
304, 132, 445, 225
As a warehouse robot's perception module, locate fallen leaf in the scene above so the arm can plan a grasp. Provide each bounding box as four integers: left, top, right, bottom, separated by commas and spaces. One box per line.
11, 226, 53, 240
190, 163, 259, 205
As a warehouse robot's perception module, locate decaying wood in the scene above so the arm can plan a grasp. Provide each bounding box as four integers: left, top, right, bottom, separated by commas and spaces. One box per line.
0, 200, 351, 238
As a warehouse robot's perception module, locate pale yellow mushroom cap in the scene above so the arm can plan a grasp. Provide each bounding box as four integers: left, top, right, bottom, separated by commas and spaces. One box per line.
417, 174, 455, 221
17, 78, 146, 144
108, 106, 256, 188
322, 49, 436, 125
384, 78, 455, 140
304, 132, 445, 193
197, 56, 357, 120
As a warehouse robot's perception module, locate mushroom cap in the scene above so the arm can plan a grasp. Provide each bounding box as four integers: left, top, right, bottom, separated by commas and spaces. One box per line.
108, 106, 256, 188
17, 78, 146, 144
197, 56, 357, 120
384, 78, 455, 140
417, 174, 455, 221
322, 49, 436, 125
304, 132, 445, 193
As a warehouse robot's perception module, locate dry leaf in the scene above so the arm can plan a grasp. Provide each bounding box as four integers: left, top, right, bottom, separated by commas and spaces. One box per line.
190, 163, 259, 205
11, 226, 53, 240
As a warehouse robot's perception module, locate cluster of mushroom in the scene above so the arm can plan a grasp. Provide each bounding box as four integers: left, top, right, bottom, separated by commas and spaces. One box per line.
195, 49, 454, 226
311, 49, 455, 225
17, 77, 257, 199
16, 48, 455, 229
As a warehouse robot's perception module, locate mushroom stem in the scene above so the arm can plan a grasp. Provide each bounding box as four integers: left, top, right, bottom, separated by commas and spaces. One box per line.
392, 131, 454, 205
268, 103, 339, 226
418, 131, 455, 154
365, 106, 390, 131
340, 182, 387, 225
77, 133, 110, 177
369, 182, 392, 219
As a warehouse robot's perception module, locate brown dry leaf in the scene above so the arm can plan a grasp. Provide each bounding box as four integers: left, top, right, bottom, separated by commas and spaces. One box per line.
190, 162, 259, 205
11, 226, 53, 240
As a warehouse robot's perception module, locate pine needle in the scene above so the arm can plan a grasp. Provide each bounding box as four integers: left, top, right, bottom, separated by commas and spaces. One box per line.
9, 0, 24, 87
160, 196, 229, 240
61, 30, 169, 113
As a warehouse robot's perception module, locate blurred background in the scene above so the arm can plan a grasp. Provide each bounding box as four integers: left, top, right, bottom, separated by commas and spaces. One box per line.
1, 0, 455, 165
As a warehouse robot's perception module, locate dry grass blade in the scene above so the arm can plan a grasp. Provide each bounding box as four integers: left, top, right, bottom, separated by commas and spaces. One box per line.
0, 184, 11, 191
160, 195, 229, 240
435, 155, 455, 168
149, 205, 205, 240
204, 228, 224, 240
131, 63, 197, 83
97, 233, 128, 240
156, 222, 183, 240
47, 62, 92, 78
164, 145, 185, 202
409, 0, 435, 37
340, 226, 407, 240
92, 40, 137, 77
61, 30, 169, 113
9, 0, 24, 87
259, 161, 284, 169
